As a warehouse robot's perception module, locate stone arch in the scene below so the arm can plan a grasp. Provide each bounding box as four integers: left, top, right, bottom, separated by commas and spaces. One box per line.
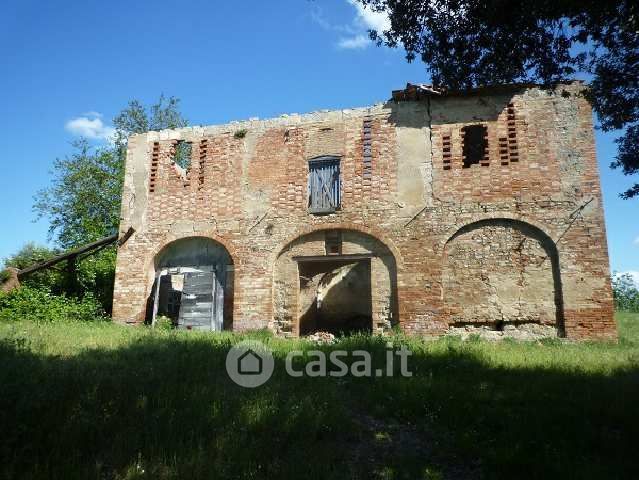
270, 222, 404, 270
143, 231, 238, 315
436, 213, 558, 255
273, 227, 399, 336
152, 230, 238, 271
146, 236, 235, 330
442, 218, 565, 336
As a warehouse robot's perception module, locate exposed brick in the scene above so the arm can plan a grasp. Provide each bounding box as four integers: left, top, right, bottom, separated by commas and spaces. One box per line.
112, 82, 616, 340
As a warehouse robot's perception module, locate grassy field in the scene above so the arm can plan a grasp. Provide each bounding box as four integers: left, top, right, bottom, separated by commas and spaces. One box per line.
0, 313, 638, 479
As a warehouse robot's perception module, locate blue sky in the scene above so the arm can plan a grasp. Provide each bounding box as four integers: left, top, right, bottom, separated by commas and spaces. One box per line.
0, 0, 637, 281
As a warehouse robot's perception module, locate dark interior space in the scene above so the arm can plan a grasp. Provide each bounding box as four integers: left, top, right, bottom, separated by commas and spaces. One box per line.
147, 237, 233, 330
157, 274, 182, 322
298, 259, 372, 335
461, 124, 488, 168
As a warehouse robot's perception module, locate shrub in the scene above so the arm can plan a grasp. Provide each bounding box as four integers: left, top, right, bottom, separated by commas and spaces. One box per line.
0, 269, 11, 283
612, 272, 639, 312
3, 242, 117, 314
3, 242, 64, 292
154, 315, 174, 331
0, 286, 107, 323
75, 248, 116, 314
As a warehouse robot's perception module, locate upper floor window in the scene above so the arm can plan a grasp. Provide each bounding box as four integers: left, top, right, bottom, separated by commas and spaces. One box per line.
461, 125, 488, 168
173, 140, 192, 171
308, 156, 341, 214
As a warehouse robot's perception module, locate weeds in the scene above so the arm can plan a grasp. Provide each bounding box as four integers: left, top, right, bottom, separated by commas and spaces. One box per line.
0, 313, 637, 479
0, 286, 107, 323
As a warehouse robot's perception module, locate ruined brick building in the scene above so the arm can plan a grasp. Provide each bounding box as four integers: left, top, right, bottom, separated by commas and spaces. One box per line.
112, 81, 617, 339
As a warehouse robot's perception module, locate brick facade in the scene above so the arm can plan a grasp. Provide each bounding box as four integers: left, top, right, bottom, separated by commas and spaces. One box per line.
112, 82, 616, 340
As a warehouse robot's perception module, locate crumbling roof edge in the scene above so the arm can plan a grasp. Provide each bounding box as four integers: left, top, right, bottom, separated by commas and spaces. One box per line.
391, 80, 584, 101
135, 81, 584, 140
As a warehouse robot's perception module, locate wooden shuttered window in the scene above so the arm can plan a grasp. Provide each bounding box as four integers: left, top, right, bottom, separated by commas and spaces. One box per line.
308, 156, 341, 214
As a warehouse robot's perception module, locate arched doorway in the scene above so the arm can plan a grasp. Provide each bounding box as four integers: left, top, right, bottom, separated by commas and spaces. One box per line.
274, 229, 398, 336
150, 237, 233, 331
443, 219, 564, 336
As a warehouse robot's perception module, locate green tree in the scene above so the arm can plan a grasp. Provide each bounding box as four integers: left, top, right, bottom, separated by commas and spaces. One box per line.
1, 242, 118, 313
31, 95, 187, 311
3, 243, 63, 292
33, 140, 122, 249
35, 95, 188, 247
612, 272, 639, 312
356, 0, 639, 198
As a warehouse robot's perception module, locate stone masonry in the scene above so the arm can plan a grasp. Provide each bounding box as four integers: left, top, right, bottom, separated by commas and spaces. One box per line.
112, 81, 617, 340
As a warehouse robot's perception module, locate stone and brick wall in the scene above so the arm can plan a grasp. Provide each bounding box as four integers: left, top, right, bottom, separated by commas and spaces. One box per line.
112, 82, 616, 340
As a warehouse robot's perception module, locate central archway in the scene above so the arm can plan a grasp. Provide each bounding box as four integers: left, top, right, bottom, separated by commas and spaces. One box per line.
273, 229, 398, 336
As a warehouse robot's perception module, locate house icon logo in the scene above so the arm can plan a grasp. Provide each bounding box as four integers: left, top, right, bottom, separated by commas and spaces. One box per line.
238, 349, 262, 375
226, 340, 274, 388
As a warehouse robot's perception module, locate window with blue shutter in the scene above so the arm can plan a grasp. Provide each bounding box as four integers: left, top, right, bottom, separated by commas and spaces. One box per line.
308, 156, 341, 214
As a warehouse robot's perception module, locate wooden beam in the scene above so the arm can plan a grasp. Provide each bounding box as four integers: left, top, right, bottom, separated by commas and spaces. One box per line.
17, 227, 135, 279
117, 227, 135, 247
292, 253, 374, 263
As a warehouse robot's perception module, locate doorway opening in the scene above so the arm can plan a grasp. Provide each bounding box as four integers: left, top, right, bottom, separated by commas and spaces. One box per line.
298, 257, 373, 336
273, 229, 399, 336
153, 266, 224, 331
149, 237, 233, 331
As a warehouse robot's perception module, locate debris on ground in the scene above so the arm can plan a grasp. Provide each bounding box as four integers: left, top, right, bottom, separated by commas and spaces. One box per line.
306, 331, 337, 344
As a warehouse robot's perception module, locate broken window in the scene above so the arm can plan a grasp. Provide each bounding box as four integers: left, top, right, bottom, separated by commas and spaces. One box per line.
325, 230, 342, 255
308, 156, 341, 214
173, 140, 192, 171
461, 125, 488, 168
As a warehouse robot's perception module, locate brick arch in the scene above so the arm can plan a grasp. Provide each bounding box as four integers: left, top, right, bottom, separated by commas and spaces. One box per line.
437, 213, 558, 255
143, 231, 237, 285
271, 224, 401, 336
441, 217, 565, 336
443, 217, 557, 252
270, 222, 404, 269
145, 232, 238, 298
143, 233, 238, 328
152, 231, 238, 267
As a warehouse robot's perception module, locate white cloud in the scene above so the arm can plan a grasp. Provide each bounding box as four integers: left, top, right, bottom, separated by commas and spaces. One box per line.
337, 34, 369, 50
614, 271, 639, 288
81, 111, 103, 118
633, 236, 639, 246
311, 1, 390, 50
65, 112, 115, 142
310, 5, 356, 34
337, 0, 390, 49
348, 0, 390, 33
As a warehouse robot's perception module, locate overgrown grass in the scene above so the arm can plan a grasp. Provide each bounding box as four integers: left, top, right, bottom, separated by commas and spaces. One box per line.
0, 313, 638, 479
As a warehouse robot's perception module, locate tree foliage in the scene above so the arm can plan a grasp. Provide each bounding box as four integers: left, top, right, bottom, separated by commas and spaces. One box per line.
34, 95, 188, 248
27, 95, 187, 311
357, 0, 639, 198
612, 273, 639, 312
3, 243, 63, 292
0, 286, 106, 323
33, 141, 122, 249
2, 242, 119, 313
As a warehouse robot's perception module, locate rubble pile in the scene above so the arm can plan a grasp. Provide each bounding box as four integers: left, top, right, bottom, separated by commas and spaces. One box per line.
306, 331, 337, 344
